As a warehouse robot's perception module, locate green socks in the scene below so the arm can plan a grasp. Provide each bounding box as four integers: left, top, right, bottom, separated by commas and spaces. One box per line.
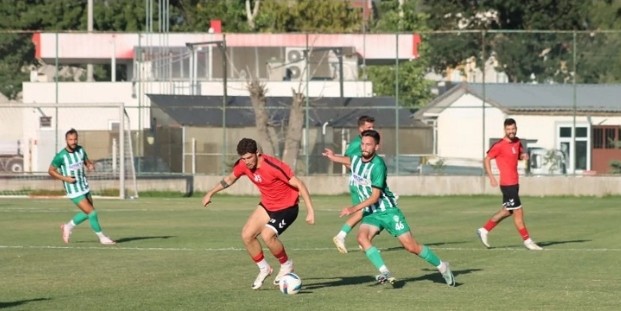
365, 246, 386, 270
419, 245, 441, 267
87, 210, 103, 233
72, 212, 89, 225
340, 224, 352, 234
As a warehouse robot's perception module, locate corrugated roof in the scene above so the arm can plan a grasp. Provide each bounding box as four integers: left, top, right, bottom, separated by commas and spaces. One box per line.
147, 94, 420, 127
415, 83, 621, 119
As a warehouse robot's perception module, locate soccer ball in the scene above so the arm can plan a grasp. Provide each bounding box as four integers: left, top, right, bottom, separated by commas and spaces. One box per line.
278, 272, 302, 295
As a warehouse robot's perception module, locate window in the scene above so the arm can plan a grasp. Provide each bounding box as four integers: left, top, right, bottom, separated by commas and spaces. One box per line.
593, 128, 603, 149
605, 128, 616, 149
560, 127, 572, 138
557, 124, 590, 173
593, 126, 621, 149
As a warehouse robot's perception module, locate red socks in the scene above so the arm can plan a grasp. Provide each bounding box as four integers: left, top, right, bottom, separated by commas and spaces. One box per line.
274, 249, 289, 264
483, 220, 498, 232
251, 252, 265, 263
518, 227, 530, 240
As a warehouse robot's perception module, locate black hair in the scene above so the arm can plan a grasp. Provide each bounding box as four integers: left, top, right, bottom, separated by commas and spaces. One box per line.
361, 129, 380, 144
65, 128, 78, 138
357, 115, 375, 127
236, 138, 258, 155
504, 118, 517, 127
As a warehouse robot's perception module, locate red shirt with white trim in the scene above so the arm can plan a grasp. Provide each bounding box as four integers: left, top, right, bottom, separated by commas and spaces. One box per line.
232, 154, 299, 211
487, 137, 524, 186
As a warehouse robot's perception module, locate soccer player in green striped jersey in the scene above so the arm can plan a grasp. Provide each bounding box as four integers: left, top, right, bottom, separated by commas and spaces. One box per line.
334, 130, 455, 286
324, 115, 374, 254
48, 128, 115, 245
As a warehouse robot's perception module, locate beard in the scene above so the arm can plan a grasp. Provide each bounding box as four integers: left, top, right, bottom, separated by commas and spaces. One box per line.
361, 151, 374, 161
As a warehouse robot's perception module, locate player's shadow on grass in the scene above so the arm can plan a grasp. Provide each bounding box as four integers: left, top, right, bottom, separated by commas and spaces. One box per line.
114, 236, 175, 243
382, 240, 469, 252
303, 267, 479, 290
535, 239, 590, 247
0, 298, 51, 309
302, 275, 377, 290
395, 267, 481, 288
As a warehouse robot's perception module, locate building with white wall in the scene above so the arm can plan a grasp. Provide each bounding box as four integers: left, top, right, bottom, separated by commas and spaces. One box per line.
13, 32, 423, 172
415, 83, 621, 174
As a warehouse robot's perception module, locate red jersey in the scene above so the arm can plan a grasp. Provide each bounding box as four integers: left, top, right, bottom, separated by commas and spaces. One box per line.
487, 137, 524, 186
232, 154, 299, 211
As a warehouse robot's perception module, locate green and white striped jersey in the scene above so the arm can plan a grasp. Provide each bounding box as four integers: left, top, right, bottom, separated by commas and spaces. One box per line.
349, 154, 398, 214
344, 135, 362, 158
51, 146, 90, 198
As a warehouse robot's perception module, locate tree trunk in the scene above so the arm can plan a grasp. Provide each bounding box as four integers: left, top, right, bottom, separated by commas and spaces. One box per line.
247, 78, 276, 156
282, 88, 305, 170
245, 0, 261, 30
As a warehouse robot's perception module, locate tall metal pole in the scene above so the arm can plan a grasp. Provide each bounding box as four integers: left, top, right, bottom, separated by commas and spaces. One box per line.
87, 0, 94, 81
395, 32, 400, 175
304, 34, 310, 174
572, 31, 577, 175
222, 35, 228, 175
55, 32, 59, 152
481, 30, 487, 176
338, 48, 344, 98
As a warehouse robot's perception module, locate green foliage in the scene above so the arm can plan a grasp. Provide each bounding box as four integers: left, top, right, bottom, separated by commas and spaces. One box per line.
419, 0, 619, 84
367, 60, 433, 107
176, 0, 249, 32
370, 0, 430, 32
610, 160, 621, 174
254, 0, 363, 33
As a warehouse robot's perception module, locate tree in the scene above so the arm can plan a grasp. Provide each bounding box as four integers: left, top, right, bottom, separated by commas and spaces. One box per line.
0, 0, 85, 98
366, 0, 433, 107
254, 0, 363, 33
176, 0, 249, 32
243, 0, 365, 169
247, 78, 277, 156
245, 0, 261, 30
419, 0, 619, 84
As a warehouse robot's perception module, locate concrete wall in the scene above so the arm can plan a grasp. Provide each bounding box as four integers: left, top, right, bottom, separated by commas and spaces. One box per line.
193, 175, 621, 197
3, 175, 620, 197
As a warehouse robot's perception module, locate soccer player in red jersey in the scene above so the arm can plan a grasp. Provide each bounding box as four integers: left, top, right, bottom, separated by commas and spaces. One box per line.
477, 118, 543, 250
202, 138, 316, 289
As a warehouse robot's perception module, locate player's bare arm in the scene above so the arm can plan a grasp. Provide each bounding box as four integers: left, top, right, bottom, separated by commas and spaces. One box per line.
483, 156, 498, 187
340, 187, 381, 217
202, 173, 239, 206
288, 176, 315, 225
85, 159, 95, 171
520, 152, 529, 161
48, 165, 75, 183
322, 148, 351, 166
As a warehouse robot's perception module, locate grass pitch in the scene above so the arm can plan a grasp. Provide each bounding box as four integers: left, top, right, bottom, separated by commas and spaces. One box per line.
1, 195, 620, 310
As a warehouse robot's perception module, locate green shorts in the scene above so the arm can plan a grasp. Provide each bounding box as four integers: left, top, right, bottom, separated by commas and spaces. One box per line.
70, 193, 92, 205
362, 208, 411, 237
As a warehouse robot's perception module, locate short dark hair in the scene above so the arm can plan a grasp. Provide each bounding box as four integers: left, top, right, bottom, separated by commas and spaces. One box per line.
65, 128, 78, 138
357, 115, 375, 127
504, 118, 516, 127
236, 138, 258, 155
361, 129, 380, 144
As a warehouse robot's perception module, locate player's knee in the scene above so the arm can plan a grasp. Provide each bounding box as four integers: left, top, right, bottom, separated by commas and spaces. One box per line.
240, 229, 258, 243
404, 243, 421, 254
357, 233, 370, 246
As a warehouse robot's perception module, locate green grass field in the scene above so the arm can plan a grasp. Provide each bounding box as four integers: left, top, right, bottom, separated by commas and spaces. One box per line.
1, 195, 620, 310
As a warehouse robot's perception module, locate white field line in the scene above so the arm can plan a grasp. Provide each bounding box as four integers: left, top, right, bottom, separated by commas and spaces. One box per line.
0, 245, 619, 252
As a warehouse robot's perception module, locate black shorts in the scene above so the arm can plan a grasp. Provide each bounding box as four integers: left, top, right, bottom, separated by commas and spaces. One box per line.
260, 203, 299, 235
500, 184, 522, 210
